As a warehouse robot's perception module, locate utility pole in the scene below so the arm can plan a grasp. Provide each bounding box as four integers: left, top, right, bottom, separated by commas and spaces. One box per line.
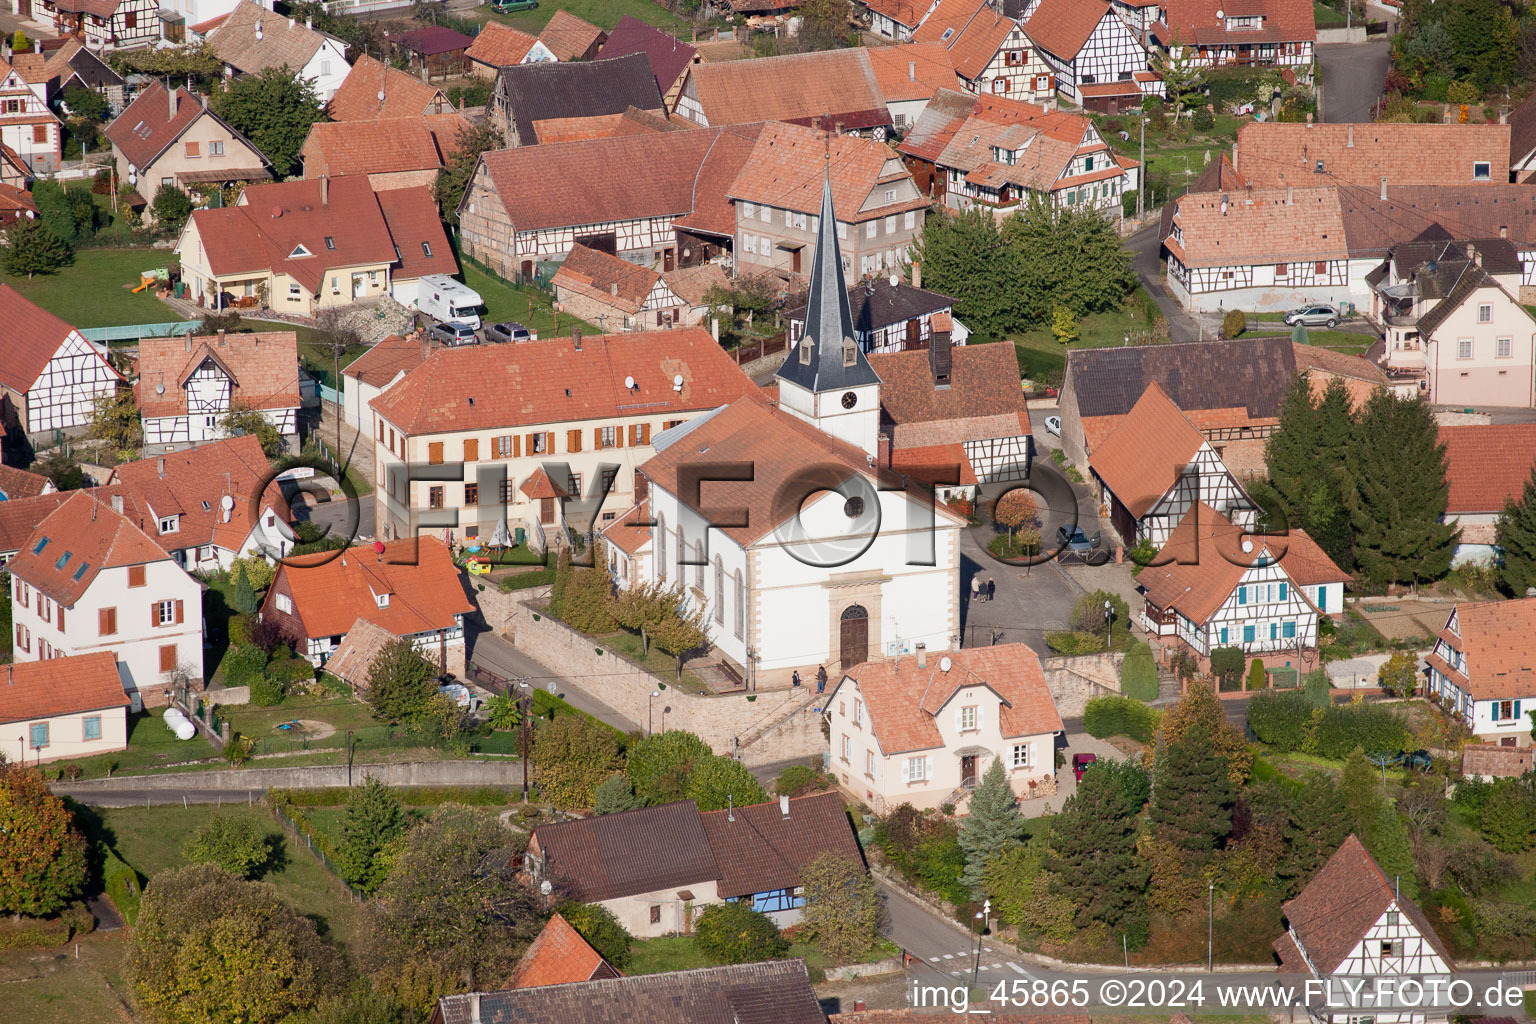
1137, 116, 1146, 220
1207, 881, 1215, 972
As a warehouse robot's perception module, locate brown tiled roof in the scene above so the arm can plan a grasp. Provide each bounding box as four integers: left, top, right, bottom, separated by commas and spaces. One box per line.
1023, 0, 1110, 60
1160, 0, 1315, 46
104, 84, 221, 187
438, 961, 826, 1024
508, 913, 618, 988
661, 262, 729, 305
530, 105, 696, 144
322, 618, 403, 689
1339, 185, 1536, 255
263, 536, 473, 640
686, 48, 888, 129
700, 790, 864, 899
728, 121, 922, 220
1234, 121, 1512, 188
600, 499, 652, 555
866, 41, 963, 102
897, 87, 978, 163
107, 435, 291, 557
1160, 152, 1246, 241
328, 55, 448, 121
914, 0, 1016, 79
1425, 597, 1536, 701
940, 114, 1082, 193
11, 491, 174, 606
834, 643, 1064, 755
376, 185, 459, 282
1438, 423, 1536, 514
465, 21, 540, 67
597, 15, 698, 96
519, 466, 570, 500
342, 333, 429, 388
0, 652, 129, 725
370, 327, 756, 435
0, 464, 51, 500
861, 0, 934, 27
551, 243, 661, 315
494, 53, 665, 146
868, 342, 1029, 441
1461, 742, 1535, 779
1290, 341, 1388, 387
396, 25, 472, 56
137, 332, 301, 418
471, 124, 760, 235
300, 112, 469, 177
538, 9, 607, 61
0, 182, 38, 217
209, 0, 326, 75
532, 800, 720, 902
1511, 88, 1536, 166
0, 494, 68, 557
1171, 187, 1349, 268
1281, 834, 1452, 975
1089, 382, 1207, 518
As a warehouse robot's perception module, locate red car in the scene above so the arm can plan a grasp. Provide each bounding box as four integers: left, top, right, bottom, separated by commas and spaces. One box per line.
1072, 753, 1098, 781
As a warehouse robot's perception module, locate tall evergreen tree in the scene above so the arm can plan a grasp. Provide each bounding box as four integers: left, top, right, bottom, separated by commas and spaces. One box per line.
337, 778, 407, 894
911, 206, 1014, 338
1346, 392, 1458, 585
1149, 721, 1234, 864
230, 563, 259, 615
1338, 748, 1383, 836
1047, 761, 1148, 932
1276, 773, 1351, 896
1364, 803, 1419, 900
1264, 373, 1322, 519
1302, 474, 1354, 573
959, 757, 1025, 898
1495, 467, 1536, 596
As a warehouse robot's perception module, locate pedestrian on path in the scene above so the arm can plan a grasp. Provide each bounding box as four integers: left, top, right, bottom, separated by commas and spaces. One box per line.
792, 669, 801, 688
816, 665, 827, 692
970, 575, 980, 603
987, 576, 996, 602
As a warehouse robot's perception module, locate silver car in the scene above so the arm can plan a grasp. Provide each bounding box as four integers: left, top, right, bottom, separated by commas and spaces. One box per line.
1283, 304, 1340, 328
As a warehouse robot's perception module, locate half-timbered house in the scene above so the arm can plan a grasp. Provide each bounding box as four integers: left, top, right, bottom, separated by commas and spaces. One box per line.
1426, 598, 1536, 747
865, 41, 965, 130
1274, 836, 1456, 1024
1154, 0, 1315, 75
0, 285, 121, 440
1021, 0, 1155, 107
10, 39, 126, 113
674, 48, 892, 137
912, 0, 1056, 106
0, 60, 62, 174
860, 0, 940, 40
1088, 382, 1255, 549
536, 9, 607, 61
34, 0, 158, 50
136, 330, 301, 452
550, 243, 715, 330
489, 53, 666, 147
787, 271, 969, 353
1137, 503, 1348, 661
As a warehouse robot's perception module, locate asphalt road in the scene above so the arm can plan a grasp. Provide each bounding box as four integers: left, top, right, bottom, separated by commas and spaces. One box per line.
1125, 226, 1200, 342
465, 624, 643, 736
1318, 41, 1390, 123
63, 788, 268, 808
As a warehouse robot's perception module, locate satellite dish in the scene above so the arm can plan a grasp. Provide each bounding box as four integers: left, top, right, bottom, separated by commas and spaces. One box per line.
1241, 538, 1254, 553
155, 382, 164, 394
672, 373, 684, 391
889, 274, 899, 288
377, 89, 386, 102
1215, 7, 1224, 16
127, 163, 136, 176
624, 375, 636, 389
220, 494, 235, 511
939, 656, 952, 672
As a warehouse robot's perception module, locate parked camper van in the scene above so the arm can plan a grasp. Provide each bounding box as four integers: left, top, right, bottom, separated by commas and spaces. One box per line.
414, 274, 485, 329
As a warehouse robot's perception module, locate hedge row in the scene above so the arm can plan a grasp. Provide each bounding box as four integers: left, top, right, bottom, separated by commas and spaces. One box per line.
266, 785, 518, 808
1082, 695, 1161, 743
1248, 690, 1409, 757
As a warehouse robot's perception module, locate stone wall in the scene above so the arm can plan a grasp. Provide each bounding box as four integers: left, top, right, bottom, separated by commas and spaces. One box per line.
479, 587, 826, 766
204, 686, 251, 706
54, 759, 525, 794
1040, 651, 1124, 719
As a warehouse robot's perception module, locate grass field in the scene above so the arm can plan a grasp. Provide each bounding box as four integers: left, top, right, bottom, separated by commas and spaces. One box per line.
63, 712, 220, 780
220, 692, 382, 746
3, 248, 181, 327
1313, 1, 1348, 26
0, 930, 135, 1024
463, 261, 597, 339
481, 0, 687, 35
1010, 296, 1158, 384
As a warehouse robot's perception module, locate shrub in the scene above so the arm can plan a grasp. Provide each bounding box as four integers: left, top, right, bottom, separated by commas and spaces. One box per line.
266, 654, 315, 687
1246, 658, 1268, 690
228, 555, 276, 592
775, 764, 831, 798
1191, 106, 1215, 131
562, 566, 617, 634
227, 614, 256, 648
1303, 668, 1331, 707
1209, 646, 1245, 691
1082, 695, 1160, 743
1446, 838, 1518, 895
249, 675, 285, 707
1045, 630, 1105, 655
694, 901, 787, 964
1312, 703, 1409, 759
1377, 652, 1416, 698
1445, 80, 1481, 105
1120, 642, 1158, 701
181, 814, 274, 879
222, 643, 269, 687
1220, 309, 1246, 339
556, 902, 633, 970
1247, 690, 1312, 752
1480, 781, 1536, 853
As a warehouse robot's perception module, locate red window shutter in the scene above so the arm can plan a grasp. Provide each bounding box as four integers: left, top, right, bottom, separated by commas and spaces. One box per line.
640, 424, 651, 445
525, 433, 536, 454
57, 606, 64, 631
151, 604, 158, 628
175, 599, 184, 624
513, 434, 522, 457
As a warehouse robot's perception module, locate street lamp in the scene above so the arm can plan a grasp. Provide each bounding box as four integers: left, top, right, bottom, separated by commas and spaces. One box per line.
970, 898, 991, 985
649, 690, 661, 736
518, 679, 533, 802
1104, 599, 1114, 646
1207, 880, 1215, 972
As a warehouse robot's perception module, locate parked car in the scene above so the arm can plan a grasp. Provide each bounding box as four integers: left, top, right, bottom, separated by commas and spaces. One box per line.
1056, 524, 1095, 553
1283, 304, 1341, 328
430, 322, 478, 346
1072, 753, 1098, 780
1044, 415, 1062, 437
486, 321, 532, 343
1401, 749, 1434, 772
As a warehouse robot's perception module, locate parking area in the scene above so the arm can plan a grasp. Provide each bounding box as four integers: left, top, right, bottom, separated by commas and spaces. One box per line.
1021, 731, 1129, 817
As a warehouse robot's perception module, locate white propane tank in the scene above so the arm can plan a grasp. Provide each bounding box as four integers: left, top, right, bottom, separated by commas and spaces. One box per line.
163, 707, 197, 741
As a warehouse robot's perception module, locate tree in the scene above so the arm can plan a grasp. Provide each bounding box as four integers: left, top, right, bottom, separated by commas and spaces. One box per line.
0, 759, 88, 916
1377, 652, 1417, 698
61, 83, 109, 124
1254, 772, 1350, 896
993, 488, 1038, 544
181, 813, 275, 879
549, 547, 574, 617
626, 730, 711, 804
1149, 721, 1234, 865
230, 563, 259, 615
1004, 199, 1137, 324
366, 805, 541, 990
85, 387, 142, 454
34, 449, 85, 491
337, 778, 408, 895
1479, 782, 1536, 853
694, 901, 787, 964
1047, 759, 1148, 933
609, 580, 679, 657
1365, 803, 1419, 899
1152, 41, 1204, 133
592, 773, 645, 815
32, 181, 92, 244
958, 758, 1024, 898
533, 714, 624, 809
984, 840, 1077, 944
1246, 657, 1267, 690
485, 694, 521, 731
562, 567, 617, 634
151, 183, 192, 232
1070, 589, 1129, 643
555, 903, 633, 970
434, 122, 504, 226
1346, 392, 1458, 586
650, 597, 711, 679
685, 755, 769, 812
911, 207, 1014, 339
1, 217, 72, 277
209, 66, 325, 177
220, 405, 284, 458
795, 0, 852, 49
1154, 682, 1251, 785
365, 638, 438, 724
11, 30, 26, 53
1120, 642, 1158, 701
1495, 465, 1536, 596
800, 852, 879, 962
1049, 304, 1079, 343
128, 864, 344, 1024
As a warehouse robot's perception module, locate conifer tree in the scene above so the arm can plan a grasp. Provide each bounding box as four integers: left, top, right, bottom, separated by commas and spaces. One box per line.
1149, 721, 1234, 865
1496, 466, 1536, 596
1346, 392, 1458, 586
1264, 373, 1321, 520
1365, 803, 1419, 900
960, 757, 1025, 898
230, 563, 259, 615
336, 778, 407, 894
1048, 759, 1148, 932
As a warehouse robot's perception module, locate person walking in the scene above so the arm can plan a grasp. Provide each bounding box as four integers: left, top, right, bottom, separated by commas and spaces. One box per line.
970, 575, 981, 604
792, 669, 801, 688
987, 576, 996, 602
816, 665, 828, 692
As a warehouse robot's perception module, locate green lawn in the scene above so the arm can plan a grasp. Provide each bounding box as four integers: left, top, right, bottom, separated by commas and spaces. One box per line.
596, 629, 713, 696
480, 0, 687, 35
628, 935, 900, 977
220, 692, 386, 753
3, 247, 183, 327
62, 711, 220, 780
97, 804, 365, 950
1313, 1, 1348, 26
1010, 295, 1159, 384
462, 261, 597, 339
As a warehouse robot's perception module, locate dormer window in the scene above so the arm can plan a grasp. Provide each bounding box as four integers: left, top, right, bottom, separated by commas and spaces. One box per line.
799, 334, 814, 365
990, 145, 1016, 165
842, 337, 856, 367
375, 592, 390, 608
421, 241, 433, 257
324, 236, 335, 250
290, 243, 312, 258
159, 516, 179, 534
941, 26, 954, 39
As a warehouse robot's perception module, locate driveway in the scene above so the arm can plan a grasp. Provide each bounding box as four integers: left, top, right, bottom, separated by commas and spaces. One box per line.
1020, 730, 1127, 816
1318, 41, 1390, 122
1126, 226, 1201, 343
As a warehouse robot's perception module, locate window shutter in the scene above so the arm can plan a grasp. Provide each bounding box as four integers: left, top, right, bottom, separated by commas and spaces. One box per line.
925, 756, 932, 780
1279, 581, 1288, 601
464, 439, 479, 461
525, 433, 536, 454
1238, 586, 1246, 605
954, 706, 963, 731
593, 427, 602, 448
640, 424, 650, 444
568, 429, 581, 452
614, 424, 625, 448
1517, 700, 1524, 720
57, 606, 64, 631
151, 604, 158, 628
976, 705, 985, 732
99, 609, 110, 635
513, 434, 521, 457
428, 442, 443, 465
545, 432, 555, 453
175, 599, 184, 625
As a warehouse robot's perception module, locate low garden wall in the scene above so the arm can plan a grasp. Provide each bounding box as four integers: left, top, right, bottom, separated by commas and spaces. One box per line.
53, 759, 525, 794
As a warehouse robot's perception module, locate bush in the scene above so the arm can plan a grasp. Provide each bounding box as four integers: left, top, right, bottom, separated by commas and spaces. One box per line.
1045, 630, 1105, 655
556, 902, 633, 970
1082, 695, 1160, 743
694, 901, 787, 964
227, 614, 256, 648
1209, 646, 1245, 691
266, 654, 315, 687
1221, 309, 1246, 340
871, 805, 969, 904
1480, 781, 1536, 853
1120, 642, 1158, 701
249, 675, 285, 707
1191, 106, 1215, 131
1312, 703, 1409, 759
1246, 658, 1268, 690
775, 764, 831, 798
1247, 690, 1312, 751
222, 644, 269, 687
181, 814, 275, 879
1303, 668, 1331, 707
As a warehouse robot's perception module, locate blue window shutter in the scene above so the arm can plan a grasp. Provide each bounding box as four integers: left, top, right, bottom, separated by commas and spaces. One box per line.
1517, 700, 1523, 720
1243, 625, 1255, 644
1219, 627, 1228, 644
1238, 586, 1246, 605
1317, 587, 1326, 612
1270, 622, 1278, 640
1283, 620, 1296, 639
1279, 581, 1288, 601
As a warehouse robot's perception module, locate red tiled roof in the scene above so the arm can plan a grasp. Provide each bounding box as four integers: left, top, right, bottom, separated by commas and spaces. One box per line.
551, 242, 661, 314
915, 0, 1017, 80
375, 186, 459, 282
865, 42, 963, 103
597, 15, 698, 96
509, 913, 619, 988
727, 121, 923, 221
685, 48, 889, 129
600, 499, 652, 555
861, 0, 933, 27
342, 333, 429, 388
1089, 382, 1206, 518
1425, 597, 1536, 701
328, 55, 448, 121
0, 652, 128, 725
538, 9, 607, 61
889, 441, 978, 485
0, 494, 68, 557
700, 790, 865, 899
136, 331, 301, 418
465, 21, 540, 66
11, 491, 174, 606
300, 113, 470, 178
1437, 423, 1536, 515
1171, 187, 1349, 268
0, 284, 103, 394
835, 643, 1064, 755
519, 467, 570, 500
1234, 121, 1512, 189
0, 464, 51, 500
0, 182, 37, 216
264, 536, 473, 640
1160, 0, 1315, 46
1022, 0, 1110, 59
867, 341, 1029, 437
370, 327, 756, 435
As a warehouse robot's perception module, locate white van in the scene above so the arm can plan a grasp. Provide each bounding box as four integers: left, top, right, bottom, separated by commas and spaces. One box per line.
413, 274, 485, 329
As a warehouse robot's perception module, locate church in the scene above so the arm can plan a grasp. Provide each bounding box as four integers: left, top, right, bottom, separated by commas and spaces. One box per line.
634, 175, 964, 686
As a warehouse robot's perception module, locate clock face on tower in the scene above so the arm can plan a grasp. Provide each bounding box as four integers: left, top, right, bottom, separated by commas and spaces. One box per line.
841, 391, 858, 409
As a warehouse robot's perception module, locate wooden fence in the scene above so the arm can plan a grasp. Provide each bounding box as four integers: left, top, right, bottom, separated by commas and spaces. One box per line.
730, 331, 787, 365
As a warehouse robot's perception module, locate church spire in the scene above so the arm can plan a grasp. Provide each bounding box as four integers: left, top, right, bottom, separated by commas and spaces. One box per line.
775, 169, 880, 394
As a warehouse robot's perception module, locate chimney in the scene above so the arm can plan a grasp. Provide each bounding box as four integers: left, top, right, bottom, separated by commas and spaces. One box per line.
1501, 224, 1509, 239
319, 174, 329, 206
157, 457, 166, 478
168, 82, 176, 120
217, 328, 226, 346
928, 327, 952, 385
1467, 242, 1477, 263
610, 282, 618, 297
111, 494, 123, 514
253, 334, 259, 348
1346, 123, 1354, 148
1501, 109, 1508, 124
5, 665, 10, 686
185, 333, 192, 352
1379, 176, 1387, 201
573, 328, 583, 350
915, 642, 927, 669
911, 262, 922, 290
469, 992, 482, 1024
834, 120, 844, 134
909, 60, 916, 81
306, 16, 313, 29
779, 794, 790, 817
710, 316, 719, 341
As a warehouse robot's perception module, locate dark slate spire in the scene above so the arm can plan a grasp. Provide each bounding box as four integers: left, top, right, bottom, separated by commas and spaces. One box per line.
775, 169, 881, 393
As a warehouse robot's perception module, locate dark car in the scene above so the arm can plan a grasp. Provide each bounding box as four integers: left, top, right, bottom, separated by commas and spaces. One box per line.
1072, 753, 1098, 781
1057, 525, 1094, 553
1401, 749, 1434, 771
485, 321, 532, 343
